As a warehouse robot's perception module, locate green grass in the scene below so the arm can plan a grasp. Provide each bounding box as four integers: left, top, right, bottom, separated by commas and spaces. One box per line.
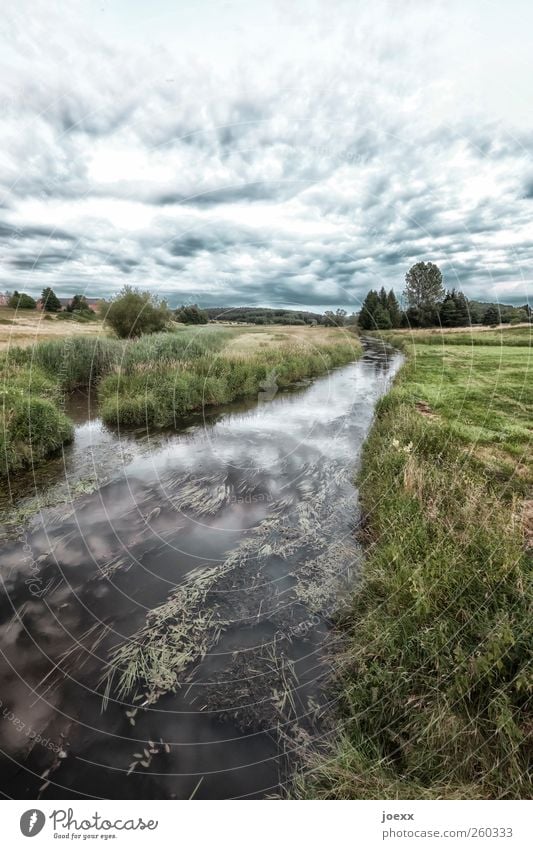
0, 327, 359, 473
0, 363, 74, 476
99, 339, 358, 428
0, 328, 233, 474
380, 326, 532, 347
296, 335, 532, 799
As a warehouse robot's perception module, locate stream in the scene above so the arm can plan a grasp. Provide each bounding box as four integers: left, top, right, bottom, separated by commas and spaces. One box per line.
0, 338, 402, 799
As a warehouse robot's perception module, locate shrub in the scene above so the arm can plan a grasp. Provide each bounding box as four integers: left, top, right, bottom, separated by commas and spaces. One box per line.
104, 287, 171, 338
100, 394, 157, 429
0, 395, 73, 475
8, 291, 36, 309
175, 304, 208, 324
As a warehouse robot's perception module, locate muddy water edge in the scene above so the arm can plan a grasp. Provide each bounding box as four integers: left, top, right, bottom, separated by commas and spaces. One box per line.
0, 338, 402, 799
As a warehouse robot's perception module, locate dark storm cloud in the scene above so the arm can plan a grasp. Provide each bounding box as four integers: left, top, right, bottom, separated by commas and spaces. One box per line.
168, 235, 208, 256
523, 179, 533, 199
10, 251, 71, 269
155, 183, 289, 207
0, 222, 75, 241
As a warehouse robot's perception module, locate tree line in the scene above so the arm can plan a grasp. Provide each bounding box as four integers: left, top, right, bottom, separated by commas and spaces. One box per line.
359, 262, 531, 329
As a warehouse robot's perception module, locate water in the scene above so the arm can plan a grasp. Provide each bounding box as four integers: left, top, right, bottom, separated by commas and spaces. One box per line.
0, 339, 401, 799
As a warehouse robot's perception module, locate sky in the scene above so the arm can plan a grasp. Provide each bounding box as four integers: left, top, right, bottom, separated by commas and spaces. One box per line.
0, 0, 532, 311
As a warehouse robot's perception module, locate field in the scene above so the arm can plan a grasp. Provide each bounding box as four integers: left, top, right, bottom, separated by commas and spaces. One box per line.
0, 323, 360, 475
0, 306, 104, 349
297, 327, 532, 799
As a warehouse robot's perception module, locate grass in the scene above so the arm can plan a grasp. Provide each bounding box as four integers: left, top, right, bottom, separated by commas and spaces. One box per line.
295, 330, 532, 799
0, 362, 74, 476
0, 305, 105, 350
101, 451, 355, 708
98, 329, 358, 428
0, 325, 360, 475
383, 325, 532, 348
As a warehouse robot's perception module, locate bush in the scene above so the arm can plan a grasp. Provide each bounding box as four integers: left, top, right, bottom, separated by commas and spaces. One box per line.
175, 304, 209, 324
8, 291, 36, 309
0, 394, 73, 475
104, 287, 171, 338
100, 394, 157, 429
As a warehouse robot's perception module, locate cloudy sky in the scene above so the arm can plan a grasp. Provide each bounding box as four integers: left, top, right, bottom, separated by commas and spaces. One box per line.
1, 0, 532, 310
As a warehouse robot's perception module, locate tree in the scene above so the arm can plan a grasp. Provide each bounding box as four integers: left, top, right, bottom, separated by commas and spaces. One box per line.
386, 290, 401, 327
9, 291, 36, 309
68, 294, 92, 314
175, 303, 208, 324
483, 306, 500, 326
404, 306, 423, 328
335, 308, 347, 326
378, 287, 388, 308
323, 308, 347, 327
41, 287, 62, 312
105, 287, 171, 338
439, 296, 458, 327
358, 290, 380, 330
404, 262, 444, 326
374, 304, 392, 329
454, 290, 470, 326
507, 307, 529, 325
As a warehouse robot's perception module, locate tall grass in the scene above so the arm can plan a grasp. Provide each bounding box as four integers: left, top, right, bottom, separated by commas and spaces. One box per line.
99, 340, 357, 428
0, 363, 74, 476
2, 327, 232, 392
295, 340, 531, 799
0, 327, 233, 474
0, 327, 358, 472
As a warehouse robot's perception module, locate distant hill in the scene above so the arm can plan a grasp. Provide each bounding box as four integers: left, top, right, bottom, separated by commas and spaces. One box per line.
201, 300, 530, 327
205, 306, 324, 325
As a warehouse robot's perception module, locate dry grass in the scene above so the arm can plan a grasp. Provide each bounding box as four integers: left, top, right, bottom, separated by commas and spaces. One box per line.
223, 324, 357, 356
388, 322, 531, 335
0, 307, 105, 349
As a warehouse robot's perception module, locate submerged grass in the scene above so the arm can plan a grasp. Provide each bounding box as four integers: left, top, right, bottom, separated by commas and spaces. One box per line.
101, 456, 358, 716
295, 334, 532, 799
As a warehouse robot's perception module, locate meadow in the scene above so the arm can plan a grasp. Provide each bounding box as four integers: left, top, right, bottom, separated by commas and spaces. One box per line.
297, 327, 532, 799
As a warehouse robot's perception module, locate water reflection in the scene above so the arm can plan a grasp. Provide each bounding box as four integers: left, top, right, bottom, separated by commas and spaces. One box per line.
0, 339, 401, 799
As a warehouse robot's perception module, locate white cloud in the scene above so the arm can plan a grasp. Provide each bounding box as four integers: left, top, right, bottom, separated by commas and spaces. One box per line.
0, 0, 532, 307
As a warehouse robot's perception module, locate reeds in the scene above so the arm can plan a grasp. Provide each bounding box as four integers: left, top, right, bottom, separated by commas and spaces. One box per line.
99, 339, 357, 428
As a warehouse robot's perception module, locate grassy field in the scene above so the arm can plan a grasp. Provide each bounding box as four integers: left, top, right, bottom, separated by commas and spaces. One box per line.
0, 306, 104, 349
0, 324, 360, 475
297, 327, 532, 799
